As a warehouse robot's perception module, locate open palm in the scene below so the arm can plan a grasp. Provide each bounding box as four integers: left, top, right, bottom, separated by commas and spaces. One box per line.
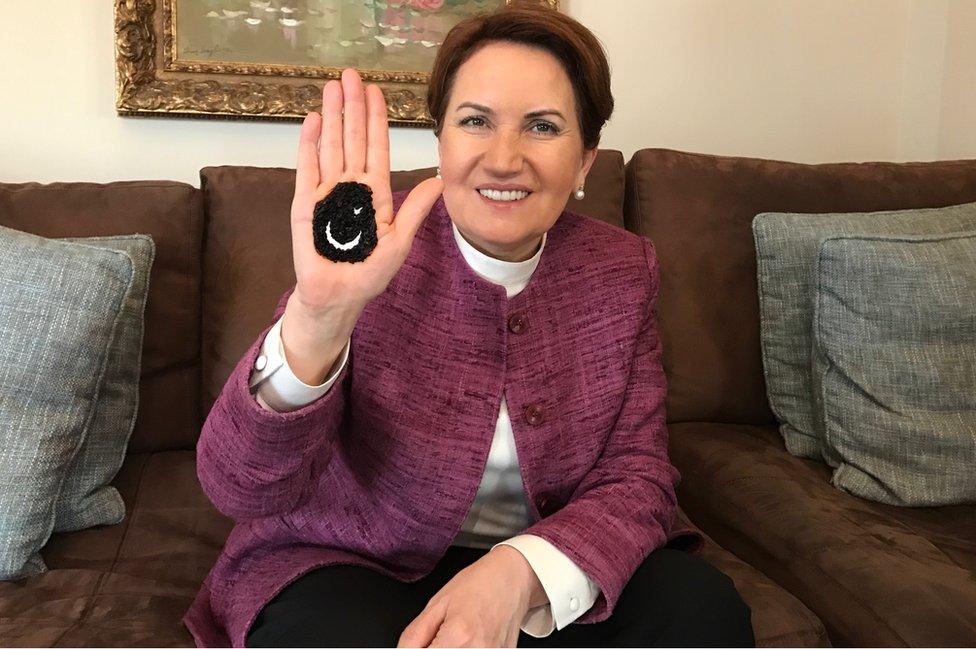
290, 68, 443, 314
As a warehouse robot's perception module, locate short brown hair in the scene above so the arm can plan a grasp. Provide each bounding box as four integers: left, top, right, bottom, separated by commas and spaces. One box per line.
426, 1, 613, 150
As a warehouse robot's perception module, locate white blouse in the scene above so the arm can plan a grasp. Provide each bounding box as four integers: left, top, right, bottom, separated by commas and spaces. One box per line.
248, 221, 600, 637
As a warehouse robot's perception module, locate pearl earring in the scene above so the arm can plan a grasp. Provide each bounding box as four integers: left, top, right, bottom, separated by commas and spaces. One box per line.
435, 166, 442, 179
574, 185, 585, 200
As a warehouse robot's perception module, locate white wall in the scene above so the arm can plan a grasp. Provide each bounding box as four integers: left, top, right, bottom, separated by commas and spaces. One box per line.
0, 0, 973, 186
938, 0, 976, 159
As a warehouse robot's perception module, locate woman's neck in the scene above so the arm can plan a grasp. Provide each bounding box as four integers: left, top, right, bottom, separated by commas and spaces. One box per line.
451, 220, 547, 291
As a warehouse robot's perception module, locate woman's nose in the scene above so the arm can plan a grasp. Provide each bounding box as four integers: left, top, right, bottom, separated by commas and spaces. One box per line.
483, 129, 524, 176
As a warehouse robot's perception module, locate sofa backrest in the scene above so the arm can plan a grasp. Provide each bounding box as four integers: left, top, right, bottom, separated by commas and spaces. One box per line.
624, 148, 976, 425
198, 149, 626, 429
0, 180, 204, 454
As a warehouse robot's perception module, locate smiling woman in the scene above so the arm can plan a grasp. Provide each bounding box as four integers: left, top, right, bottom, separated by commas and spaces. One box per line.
427, 6, 613, 262
182, 2, 754, 648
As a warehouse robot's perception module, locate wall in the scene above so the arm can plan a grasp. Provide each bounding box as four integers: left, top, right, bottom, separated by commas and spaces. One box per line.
938, 0, 976, 159
0, 0, 972, 186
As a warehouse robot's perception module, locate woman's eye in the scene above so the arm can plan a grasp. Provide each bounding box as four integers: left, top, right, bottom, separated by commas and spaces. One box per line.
460, 116, 487, 128
531, 121, 559, 135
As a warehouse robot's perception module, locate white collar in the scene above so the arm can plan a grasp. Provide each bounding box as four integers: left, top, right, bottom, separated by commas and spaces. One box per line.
451, 220, 546, 292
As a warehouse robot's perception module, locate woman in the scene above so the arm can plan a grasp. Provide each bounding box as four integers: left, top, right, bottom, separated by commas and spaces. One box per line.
182, 3, 754, 647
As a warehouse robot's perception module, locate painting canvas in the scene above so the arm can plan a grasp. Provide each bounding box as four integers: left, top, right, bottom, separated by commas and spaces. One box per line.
115, 0, 557, 124
175, 0, 506, 73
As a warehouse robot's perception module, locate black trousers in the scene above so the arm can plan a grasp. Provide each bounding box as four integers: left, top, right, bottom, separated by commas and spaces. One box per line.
246, 545, 755, 647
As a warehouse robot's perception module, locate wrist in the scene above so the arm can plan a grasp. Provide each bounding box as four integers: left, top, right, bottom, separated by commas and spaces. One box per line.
491, 545, 547, 610
291, 287, 367, 323
280, 294, 360, 385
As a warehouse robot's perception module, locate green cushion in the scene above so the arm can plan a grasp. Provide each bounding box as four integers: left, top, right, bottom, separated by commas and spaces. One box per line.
812, 231, 976, 505
52, 235, 155, 533
0, 225, 133, 580
752, 201, 976, 459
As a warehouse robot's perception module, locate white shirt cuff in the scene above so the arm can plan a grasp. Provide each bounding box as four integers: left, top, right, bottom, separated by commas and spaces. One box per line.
493, 534, 601, 638
247, 315, 349, 412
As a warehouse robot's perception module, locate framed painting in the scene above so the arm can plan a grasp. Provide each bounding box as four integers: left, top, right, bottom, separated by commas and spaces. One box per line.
115, 0, 559, 126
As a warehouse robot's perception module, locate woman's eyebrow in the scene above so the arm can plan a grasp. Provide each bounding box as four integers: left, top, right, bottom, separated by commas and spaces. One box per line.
455, 102, 565, 120
456, 102, 494, 113
525, 109, 565, 120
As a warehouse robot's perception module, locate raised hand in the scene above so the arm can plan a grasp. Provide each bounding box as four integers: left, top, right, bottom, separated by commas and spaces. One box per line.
290, 68, 443, 313
280, 69, 443, 384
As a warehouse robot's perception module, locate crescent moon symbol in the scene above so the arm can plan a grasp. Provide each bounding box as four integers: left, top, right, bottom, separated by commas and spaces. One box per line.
326, 221, 363, 251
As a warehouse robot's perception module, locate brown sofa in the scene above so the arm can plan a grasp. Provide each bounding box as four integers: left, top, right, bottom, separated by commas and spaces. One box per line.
625, 149, 976, 647
1, 147, 969, 647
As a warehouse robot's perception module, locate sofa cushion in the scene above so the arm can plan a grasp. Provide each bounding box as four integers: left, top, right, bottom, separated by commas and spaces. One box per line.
752, 201, 976, 459
52, 235, 156, 533
670, 421, 976, 646
623, 148, 976, 425
681, 511, 829, 647
0, 181, 205, 454
0, 451, 231, 647
0, 226, 133, 581
0, 447, 826, 647
813, 231, 976, 505
198, 151, 625, 425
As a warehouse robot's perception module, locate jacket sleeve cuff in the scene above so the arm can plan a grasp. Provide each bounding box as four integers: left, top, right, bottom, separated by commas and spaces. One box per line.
249, 316, 350, 412
493, 534, 601, 637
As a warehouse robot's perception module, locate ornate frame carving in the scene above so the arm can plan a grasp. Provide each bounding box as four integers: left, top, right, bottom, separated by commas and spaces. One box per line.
115, 0, 558, 127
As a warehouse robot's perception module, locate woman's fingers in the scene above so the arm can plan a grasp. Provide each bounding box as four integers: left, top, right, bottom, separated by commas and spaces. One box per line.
341, 68, 367, 175
365, 82, 393, 222
295, 111, 321, 198
365, 83, 390, 176
292, 112, 321, 277
319, 79, 343, 187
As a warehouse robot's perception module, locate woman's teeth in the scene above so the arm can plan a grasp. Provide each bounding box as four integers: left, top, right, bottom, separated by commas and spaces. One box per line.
478, 188, 529, 202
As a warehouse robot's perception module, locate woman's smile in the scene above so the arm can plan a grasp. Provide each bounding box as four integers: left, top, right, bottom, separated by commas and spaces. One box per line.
476, 187, 532, 210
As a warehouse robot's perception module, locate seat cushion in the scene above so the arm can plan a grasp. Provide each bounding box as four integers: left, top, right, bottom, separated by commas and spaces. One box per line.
0, 449, 826, 647
623, 148, 976, 425
0, 451, 232, 647
0, 181, 205, 454
670, 421, 976, 646
678, 510, 829, 647
198, 151, 625, 430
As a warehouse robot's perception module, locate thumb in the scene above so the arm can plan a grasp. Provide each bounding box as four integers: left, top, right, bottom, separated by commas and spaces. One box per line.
397, 604, 446, 648
392, 176, 444, 248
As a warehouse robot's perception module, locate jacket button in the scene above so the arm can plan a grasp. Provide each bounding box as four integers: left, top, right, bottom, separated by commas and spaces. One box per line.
507, 313, 527, 334
524, 404, 545, 426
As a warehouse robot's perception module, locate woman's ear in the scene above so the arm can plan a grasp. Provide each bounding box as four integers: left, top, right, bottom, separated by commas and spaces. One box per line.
577, 147, 599, 186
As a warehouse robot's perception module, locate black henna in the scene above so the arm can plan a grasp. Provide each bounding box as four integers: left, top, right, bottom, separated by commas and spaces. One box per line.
312, 181, 378, 262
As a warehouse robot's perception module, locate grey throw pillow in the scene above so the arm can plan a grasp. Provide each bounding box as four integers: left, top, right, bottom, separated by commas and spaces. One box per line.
52, 235, 155, 533
812, 231, 976, 505
752, 201, 976, 459
0, 225, 132, 580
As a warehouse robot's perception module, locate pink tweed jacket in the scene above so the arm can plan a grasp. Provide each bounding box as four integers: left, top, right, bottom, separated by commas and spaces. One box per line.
182, 192, 704, 647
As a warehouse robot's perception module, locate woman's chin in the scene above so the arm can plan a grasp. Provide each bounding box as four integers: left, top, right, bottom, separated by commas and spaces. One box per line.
472, 231, 540, 260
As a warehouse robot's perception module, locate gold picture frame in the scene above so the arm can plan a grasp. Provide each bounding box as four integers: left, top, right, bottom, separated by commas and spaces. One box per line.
115, 0, 559, 127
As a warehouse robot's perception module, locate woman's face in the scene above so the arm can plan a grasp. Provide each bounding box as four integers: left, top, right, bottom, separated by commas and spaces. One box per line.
437, 41, 598, 262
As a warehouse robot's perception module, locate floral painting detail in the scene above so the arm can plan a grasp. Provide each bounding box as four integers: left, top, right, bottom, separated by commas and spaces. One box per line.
176, 0, 505, 73
116, 0, 556, 124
